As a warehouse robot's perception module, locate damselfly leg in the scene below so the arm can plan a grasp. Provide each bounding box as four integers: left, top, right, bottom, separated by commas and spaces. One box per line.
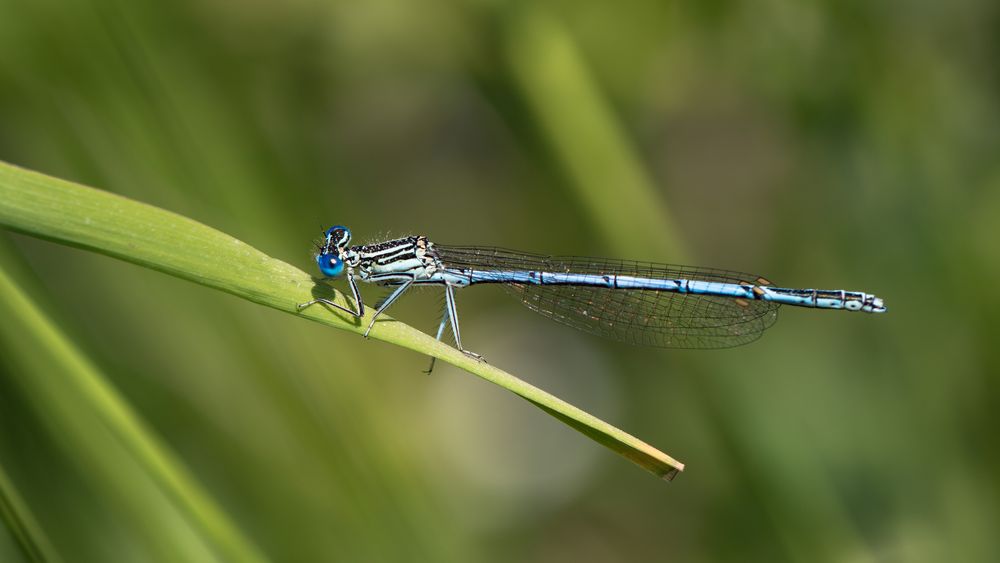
446, 284, 483, 361
298, 270, 365, 318
362, 275, 416, 337
425, 284, 485, 374
424, 305, 451, 374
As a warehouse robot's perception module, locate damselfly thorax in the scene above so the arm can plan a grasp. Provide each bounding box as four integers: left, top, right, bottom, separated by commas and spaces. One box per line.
348, 235, 440, 284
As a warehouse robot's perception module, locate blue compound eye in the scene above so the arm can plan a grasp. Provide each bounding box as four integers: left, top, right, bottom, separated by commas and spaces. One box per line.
317, 254, 345, 277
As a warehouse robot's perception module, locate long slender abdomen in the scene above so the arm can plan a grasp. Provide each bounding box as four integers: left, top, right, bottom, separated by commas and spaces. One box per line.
464, 270, 886, 313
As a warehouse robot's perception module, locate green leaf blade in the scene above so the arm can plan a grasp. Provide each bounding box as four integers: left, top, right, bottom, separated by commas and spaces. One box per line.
0, 160, 683, 481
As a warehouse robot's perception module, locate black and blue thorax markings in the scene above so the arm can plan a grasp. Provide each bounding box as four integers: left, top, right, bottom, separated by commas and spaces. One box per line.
354, 236, 440, 282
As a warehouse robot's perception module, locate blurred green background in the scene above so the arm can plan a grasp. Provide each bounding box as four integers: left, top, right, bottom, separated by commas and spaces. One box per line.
1, 0, 998, 561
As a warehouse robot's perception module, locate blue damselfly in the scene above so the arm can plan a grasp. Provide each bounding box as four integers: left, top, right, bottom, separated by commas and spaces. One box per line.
299, 226, 885, 365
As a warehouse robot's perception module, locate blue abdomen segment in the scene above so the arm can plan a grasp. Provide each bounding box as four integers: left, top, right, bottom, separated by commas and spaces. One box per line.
462, 270, 886, 313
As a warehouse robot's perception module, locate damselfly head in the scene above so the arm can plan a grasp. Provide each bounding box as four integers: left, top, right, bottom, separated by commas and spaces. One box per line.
314, 225, 351, 277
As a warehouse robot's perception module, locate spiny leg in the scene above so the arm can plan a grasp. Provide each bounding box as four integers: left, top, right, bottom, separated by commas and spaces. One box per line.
298, 271, 365, 318
424, 304, 451, 374
363, 277, 415, 337
445, 283, 483, 362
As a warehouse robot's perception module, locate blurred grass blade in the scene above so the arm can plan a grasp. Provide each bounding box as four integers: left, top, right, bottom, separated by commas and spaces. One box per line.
0, 248, 268, 562
0, 463, 61, 563
505, 7, 685, 259
0, 160, 684, 480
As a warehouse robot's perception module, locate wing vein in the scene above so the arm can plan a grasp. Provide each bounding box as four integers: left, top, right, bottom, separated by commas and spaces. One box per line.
434, 245, 780, 349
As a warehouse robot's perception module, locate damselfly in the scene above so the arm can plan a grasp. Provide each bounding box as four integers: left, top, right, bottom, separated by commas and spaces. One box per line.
299, 226, 885, 366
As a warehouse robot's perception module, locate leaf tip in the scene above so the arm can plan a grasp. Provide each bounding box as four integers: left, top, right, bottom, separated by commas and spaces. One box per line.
661, 461, 684, 481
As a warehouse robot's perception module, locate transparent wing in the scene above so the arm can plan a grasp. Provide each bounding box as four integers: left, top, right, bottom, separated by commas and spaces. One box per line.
434, 245, 779, 349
